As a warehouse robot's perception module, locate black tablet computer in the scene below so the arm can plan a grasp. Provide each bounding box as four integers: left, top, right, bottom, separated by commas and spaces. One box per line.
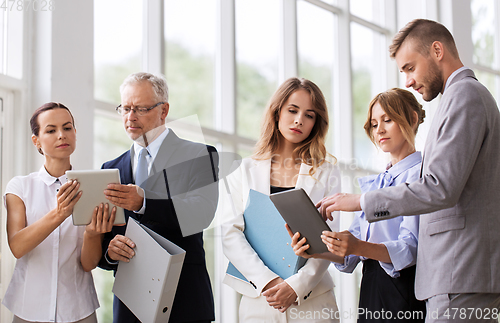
270, 188, 330, 254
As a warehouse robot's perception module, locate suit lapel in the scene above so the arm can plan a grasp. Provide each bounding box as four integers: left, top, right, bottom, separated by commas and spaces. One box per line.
420, 68, 476, 177
447, 69, 477, 89
150, 130, 181, 176
121, 149, 133, 184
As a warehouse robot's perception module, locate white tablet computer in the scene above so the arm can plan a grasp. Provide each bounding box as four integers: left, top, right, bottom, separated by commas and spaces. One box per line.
66, 169, 126, 226
270, 188, 331, 255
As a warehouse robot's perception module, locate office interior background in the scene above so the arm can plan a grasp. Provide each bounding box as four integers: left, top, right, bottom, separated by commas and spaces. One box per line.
0, 0, 498, 322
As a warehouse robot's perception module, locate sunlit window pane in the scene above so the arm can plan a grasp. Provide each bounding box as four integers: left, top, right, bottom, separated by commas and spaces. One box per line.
297, 1, 335, 151
475, 70, 498, 101
236, 0, 279, 140
350, 0, 385, 26
0, 10, 23, 78
0, 12, 5, 74
351, 22, 387, 171
93, 114, 131, 169
298, 1, 334, 109
164, 0, 216, 129
471, 0, 496, 69
94, 0, 142, 104
92, 113, 132, 321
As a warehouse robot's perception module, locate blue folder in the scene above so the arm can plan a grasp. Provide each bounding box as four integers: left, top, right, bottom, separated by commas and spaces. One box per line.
226, 189, 306, 282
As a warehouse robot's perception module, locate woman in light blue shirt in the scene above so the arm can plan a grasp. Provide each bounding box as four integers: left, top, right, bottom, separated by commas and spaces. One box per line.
290, 88, 426, 322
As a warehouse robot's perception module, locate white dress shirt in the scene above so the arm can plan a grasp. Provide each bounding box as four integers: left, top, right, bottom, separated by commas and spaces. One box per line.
2, 166, 99, 322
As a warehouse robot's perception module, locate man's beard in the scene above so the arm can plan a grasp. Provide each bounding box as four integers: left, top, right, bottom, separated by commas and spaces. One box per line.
422, 60, 444, 102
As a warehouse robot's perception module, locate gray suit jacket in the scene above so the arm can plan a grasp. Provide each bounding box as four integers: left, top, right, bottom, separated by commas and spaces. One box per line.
364, 69, 500, 300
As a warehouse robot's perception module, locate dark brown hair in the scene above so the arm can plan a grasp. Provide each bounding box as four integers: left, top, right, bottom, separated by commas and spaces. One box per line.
364, 88, 425, 148
30, 102, 75, 137
389, 19, 459, 59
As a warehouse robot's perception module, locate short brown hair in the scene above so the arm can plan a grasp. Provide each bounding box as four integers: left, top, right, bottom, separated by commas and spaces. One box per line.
364, 88, 425, 149
389, 19, 459, 59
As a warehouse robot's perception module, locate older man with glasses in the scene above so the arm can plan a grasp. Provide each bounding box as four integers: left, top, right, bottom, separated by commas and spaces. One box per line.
98, 72, 218, 323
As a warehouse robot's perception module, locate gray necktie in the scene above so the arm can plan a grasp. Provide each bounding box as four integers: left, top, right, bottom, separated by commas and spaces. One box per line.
135, 148, 149, 187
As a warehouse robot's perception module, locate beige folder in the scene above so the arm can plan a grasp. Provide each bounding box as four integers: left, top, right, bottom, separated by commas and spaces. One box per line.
112, 218, 186, 322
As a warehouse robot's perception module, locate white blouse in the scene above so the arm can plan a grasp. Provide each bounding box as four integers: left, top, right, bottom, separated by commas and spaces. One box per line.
2, 166, 99, 322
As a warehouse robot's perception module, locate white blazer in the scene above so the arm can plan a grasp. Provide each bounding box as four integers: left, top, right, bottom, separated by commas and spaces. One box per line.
222, 157, 341, 305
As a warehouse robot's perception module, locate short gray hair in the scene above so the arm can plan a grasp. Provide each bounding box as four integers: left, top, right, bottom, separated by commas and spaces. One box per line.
120, 72, 169, 102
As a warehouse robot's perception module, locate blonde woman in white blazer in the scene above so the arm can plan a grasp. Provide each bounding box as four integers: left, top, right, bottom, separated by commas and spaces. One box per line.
222, 78, 343, 323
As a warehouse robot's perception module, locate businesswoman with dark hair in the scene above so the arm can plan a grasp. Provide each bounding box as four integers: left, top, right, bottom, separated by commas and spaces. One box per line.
3, 102, 115, 323
222, 78, 342, 322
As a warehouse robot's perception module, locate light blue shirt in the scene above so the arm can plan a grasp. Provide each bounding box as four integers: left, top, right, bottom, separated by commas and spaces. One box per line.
131, 126, 169, 178
336, 151, 421, 278
131, 126, 169, 214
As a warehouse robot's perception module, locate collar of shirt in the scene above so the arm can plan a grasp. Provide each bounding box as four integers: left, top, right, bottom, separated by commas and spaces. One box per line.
38, 165, 68, 186
131, 126, 169, 171
358, 151, 422, 193
444, 66, 469, 93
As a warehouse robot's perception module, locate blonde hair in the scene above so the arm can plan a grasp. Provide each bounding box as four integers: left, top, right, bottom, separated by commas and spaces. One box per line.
364, 88, 425, 148
253, 77, 335, 175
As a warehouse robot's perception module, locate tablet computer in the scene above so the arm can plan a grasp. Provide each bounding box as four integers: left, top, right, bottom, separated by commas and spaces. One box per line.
66, 169, 126, 226
270, 188, 330, 255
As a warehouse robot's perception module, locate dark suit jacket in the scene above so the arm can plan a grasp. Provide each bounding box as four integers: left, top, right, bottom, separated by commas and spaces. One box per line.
98, 130, 218, 323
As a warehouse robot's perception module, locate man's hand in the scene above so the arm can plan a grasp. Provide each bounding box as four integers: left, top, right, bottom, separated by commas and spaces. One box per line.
316, 193, 362, 221
321, 230, 359, 258
262, 279, 298, 313
104, 184, 144, 212
107, 234, 136, 262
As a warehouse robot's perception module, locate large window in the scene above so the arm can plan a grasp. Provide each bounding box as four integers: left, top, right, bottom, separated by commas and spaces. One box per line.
94, 0, 142, 104
297, 1, 335, 112
235, 0, 279, 140
164, 0, 216, 129
471, 0, 499, 100
0, 6, 23, 78
297, 1, 335, 149
351, 22, 388, 171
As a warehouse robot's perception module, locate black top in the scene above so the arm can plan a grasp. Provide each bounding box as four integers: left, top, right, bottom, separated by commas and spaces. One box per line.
270, 185, 295, 194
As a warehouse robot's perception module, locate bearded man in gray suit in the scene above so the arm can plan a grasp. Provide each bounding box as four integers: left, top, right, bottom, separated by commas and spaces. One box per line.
317, 19, 500, 322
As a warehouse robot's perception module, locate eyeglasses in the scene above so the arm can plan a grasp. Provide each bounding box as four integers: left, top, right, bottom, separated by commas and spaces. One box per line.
116, 102, 165, 116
